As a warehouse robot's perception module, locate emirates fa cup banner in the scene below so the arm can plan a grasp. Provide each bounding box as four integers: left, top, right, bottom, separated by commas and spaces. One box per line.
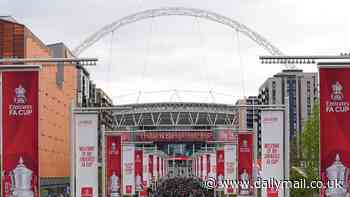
261, 110, 284, 197
161, 158, 164, 176
320, 66, 350, 196
142, 154, 149, 187
135, 150, 143, 191
75, 113, 98, 197
209, 153, 216, 179
122, 144, 135, 195
224, 144, 237, 194
200, 155, 204, 179
194, 156, 197, 177
203, 155, 207, 180
159, 157, 163, 177
156, 156, 160, 179
206, 154, 210, 179
216, 150, 225, 190
153, 156, 158, 181
140, 153, 149, 197
1, 70, 39, 197
106, 135, 122, 197
197, 156, 200, 177
238, 133, 253, 196
148, 155, 154, 182
192, 157, 196, 176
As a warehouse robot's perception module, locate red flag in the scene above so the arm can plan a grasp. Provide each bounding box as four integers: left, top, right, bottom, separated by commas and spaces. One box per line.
2, 71, 39, 197
135, 150, 143, 190
148, 155, 154, 181
320, 66, 350, 196
106, 135, 122, 197
238, 133, 253, 195
216, 150, 225, 186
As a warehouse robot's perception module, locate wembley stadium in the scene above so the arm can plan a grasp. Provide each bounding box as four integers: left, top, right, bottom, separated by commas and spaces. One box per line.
109, 99, 245, 178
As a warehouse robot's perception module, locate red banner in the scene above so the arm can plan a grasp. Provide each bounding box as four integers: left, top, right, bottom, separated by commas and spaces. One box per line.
148, 155, 153, 181
135, 150, 143, 190
157, 156, 160, 179
2, 71, 39, 197
216, 150, 225, 185
200, 155, 204, 179
320, 66, 350, 196
238, 133, 253, 195
207, 154, 211, 175
106, 135, 122, 197
196, 156, 199, 177
81, 187, 93, 197
161, 158, 164, 177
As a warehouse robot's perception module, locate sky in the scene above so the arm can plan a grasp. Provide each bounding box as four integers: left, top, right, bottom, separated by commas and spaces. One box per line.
2, 0, 350, 104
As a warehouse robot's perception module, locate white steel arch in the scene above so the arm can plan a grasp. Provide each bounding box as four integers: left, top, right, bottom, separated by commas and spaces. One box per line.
74, 7, 293, 68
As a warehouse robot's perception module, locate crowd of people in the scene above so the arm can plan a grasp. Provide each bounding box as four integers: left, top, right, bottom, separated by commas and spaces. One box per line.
152, 177, 213, 197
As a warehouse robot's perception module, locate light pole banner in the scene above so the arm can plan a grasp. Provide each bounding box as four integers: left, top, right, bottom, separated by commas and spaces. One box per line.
148, 155, 154, 183
194, 156, 196, 177
224, 144, 236, 194
261, 110, 284, 197
106, 135, 122, 197
200, 155, 203, 179
157, 156, 160, 180
203, 154, 207, 180
163, 158, 165, 177
209, 153, 216, 179
319, 66, 350, 196
160, 158, 163, 177
135, 150, 143, 191
216, 149, 225, 190
153, 156, 158, 181
238, 133, 253, 196
142, 154, 149, 187
1, 70, 39, 197
193, 157, 196, 177
75, 113, 98, 197
206, 154, 210, 179
122, 144, 135, 195
197, 156, 200, 177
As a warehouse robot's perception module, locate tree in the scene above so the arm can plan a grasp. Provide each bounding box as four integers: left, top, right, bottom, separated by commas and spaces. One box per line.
291, 103, 319, 197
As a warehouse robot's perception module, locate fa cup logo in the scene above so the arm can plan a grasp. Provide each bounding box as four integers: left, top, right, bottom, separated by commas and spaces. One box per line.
14, 85, 27, 104
242, 139, 248, 147
331, 81, 343, 101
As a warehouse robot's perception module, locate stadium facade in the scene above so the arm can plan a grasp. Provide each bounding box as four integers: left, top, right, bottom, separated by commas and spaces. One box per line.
111, 102, 241, 175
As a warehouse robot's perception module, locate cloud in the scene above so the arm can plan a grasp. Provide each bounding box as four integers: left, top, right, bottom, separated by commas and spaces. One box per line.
3, 0, 350, 104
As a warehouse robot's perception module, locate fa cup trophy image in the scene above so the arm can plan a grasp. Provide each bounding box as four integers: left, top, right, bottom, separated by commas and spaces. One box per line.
110, 171, 120, 197
8, 157, 34, 197
111, 142, 117, 155
135, 173, 142, 190
239, 168, 250, 195
326, 154, 349, 197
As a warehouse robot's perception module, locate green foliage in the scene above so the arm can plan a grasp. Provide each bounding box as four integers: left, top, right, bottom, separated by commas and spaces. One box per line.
290, 168, 310, 197
301, 104, 320, 181
290, 103, 320, 197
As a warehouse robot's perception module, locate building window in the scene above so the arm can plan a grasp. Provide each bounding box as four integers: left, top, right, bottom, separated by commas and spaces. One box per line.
272, 81, 276, 104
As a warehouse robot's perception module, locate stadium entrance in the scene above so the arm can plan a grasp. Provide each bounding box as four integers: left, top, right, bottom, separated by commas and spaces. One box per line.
102, 103, 243, 196
71, 103, 259, 197
71, 100, 288, 197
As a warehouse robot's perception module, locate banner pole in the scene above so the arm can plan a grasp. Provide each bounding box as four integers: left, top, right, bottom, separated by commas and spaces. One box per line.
101, 125, 106, 197
284, 97, 290, 197
0, 72, 2, 197
70, 103, 76, 197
